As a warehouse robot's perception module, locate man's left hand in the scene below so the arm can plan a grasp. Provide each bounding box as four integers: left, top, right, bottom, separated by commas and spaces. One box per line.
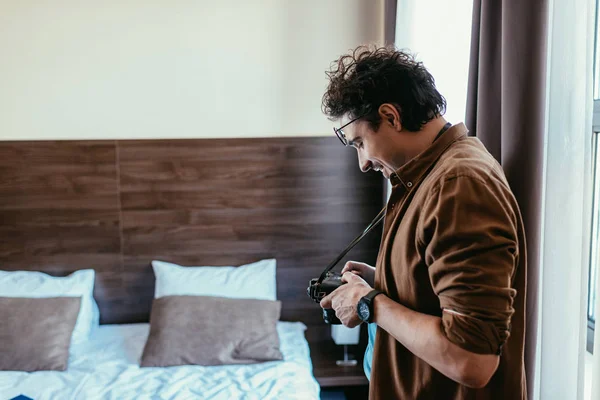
320, 272, 373, 328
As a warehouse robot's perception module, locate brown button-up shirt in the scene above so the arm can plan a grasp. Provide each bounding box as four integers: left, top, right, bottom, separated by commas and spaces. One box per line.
370, 123, 527, 399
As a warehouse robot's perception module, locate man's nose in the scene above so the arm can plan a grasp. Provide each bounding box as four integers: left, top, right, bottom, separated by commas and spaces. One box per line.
358, 153, 372, 173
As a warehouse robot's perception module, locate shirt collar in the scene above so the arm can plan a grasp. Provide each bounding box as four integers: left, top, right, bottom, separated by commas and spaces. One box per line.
389, 123, 468, 188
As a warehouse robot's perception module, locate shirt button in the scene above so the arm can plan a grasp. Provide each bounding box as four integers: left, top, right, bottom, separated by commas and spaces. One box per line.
407, 181, 413, 188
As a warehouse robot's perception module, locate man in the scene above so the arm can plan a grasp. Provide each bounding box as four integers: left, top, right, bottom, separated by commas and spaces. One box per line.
319, 46, 527, 399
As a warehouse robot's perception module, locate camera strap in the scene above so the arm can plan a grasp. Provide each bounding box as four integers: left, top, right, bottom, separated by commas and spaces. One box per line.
316, 206, 386, 284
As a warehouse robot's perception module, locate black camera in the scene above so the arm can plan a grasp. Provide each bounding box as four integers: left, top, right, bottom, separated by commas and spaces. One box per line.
306, 206, 385, 325
307, 272, 345, 324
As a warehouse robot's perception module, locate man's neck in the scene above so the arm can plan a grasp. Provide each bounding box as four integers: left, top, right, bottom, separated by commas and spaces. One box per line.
401, 116, 449, 161
422, 116, 449, 145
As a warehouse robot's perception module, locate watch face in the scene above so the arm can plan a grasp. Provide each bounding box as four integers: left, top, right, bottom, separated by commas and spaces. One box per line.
358, 300, 370, 321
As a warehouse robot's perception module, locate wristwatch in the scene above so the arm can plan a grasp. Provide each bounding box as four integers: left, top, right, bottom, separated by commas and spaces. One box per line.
357, 289, 384, 323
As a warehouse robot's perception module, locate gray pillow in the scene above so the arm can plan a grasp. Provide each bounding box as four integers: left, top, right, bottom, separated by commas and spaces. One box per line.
0, 296, 81, 372
141, 295, 283, 367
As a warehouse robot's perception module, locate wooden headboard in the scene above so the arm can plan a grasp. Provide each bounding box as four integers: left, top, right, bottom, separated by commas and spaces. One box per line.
0, 137, 383, 341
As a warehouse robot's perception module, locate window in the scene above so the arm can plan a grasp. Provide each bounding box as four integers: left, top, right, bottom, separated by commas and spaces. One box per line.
588, 121, 599, 353
587, 0, 600, 353
394, 0, 474, 125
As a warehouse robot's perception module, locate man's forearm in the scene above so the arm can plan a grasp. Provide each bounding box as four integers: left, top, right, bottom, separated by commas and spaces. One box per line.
372, 295, 499, 388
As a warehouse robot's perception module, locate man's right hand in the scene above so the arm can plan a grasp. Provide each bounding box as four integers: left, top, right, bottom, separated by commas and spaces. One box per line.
341, 261, 375, 287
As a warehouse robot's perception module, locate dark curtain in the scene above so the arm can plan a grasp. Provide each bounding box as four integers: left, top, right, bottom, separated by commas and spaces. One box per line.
466, 1, 549, 398
384, 0, 398, 45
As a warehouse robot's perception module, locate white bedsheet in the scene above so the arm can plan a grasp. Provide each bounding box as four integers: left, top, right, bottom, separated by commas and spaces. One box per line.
0, 322, 320, 400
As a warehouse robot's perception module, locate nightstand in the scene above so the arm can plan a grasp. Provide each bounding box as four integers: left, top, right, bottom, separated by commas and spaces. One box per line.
309, 340, 369, 400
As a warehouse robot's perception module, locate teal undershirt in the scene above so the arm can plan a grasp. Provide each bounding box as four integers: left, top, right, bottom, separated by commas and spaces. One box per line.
363, 322, 377, 381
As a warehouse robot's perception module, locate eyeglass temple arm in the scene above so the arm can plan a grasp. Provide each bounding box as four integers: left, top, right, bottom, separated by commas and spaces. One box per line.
317, 206, 386, 284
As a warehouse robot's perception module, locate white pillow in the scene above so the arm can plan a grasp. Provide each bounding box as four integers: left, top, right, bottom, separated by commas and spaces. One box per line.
152, 259, 277, 301
0, 269, 99, 344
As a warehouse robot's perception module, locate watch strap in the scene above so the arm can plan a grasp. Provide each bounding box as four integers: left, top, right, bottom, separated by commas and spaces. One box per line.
364, 289, 383, 304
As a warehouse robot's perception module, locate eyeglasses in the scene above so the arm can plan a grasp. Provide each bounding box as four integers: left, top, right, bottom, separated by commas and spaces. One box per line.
333, 113, 368, 146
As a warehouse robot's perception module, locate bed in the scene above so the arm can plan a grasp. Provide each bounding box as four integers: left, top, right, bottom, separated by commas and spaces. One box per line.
0, 322, 319, 400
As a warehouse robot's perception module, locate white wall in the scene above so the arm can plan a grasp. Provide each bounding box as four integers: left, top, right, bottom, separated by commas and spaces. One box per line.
0, 1, 384, 140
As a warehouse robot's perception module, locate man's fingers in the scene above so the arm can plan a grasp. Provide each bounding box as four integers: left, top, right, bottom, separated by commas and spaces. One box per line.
346, 319, 361, 329
341, 262, 355, 274
342, 270, 363, 284
320, 293, 333, 309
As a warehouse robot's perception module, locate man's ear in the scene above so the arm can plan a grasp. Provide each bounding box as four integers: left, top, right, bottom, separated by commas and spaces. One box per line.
378, 103, 402, 131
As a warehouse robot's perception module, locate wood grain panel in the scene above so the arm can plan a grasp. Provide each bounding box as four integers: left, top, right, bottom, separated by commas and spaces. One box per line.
0, 141, 122, 321
120, 206, 379, 228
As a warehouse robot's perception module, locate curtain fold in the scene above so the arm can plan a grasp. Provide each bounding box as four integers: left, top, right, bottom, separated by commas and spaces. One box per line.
466, 2, 549, 396
384, 0, 397, 45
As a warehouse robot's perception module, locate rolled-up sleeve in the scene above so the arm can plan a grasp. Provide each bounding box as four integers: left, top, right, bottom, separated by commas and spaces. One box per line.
418, 174, 519, 355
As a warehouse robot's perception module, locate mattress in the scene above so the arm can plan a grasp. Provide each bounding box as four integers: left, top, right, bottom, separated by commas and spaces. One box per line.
0, 322, 320, 400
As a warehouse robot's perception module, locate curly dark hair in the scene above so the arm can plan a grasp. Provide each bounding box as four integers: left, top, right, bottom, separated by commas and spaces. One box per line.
322, 45, 446, 132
